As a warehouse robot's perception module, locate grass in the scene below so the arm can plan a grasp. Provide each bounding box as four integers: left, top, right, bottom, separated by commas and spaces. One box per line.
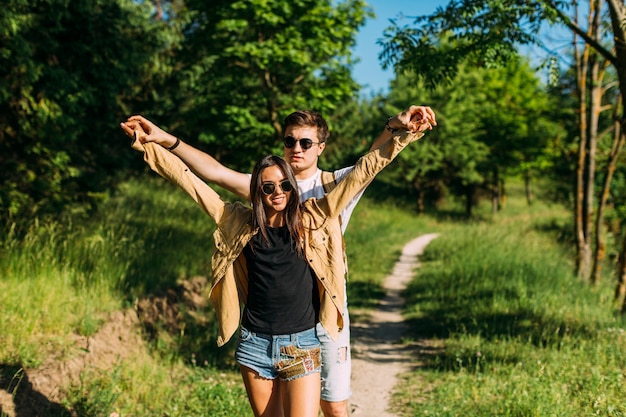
392, 183, 626, 416
0, 177, 250, 416
1, 175, 624, 416
0, 175, 432, 416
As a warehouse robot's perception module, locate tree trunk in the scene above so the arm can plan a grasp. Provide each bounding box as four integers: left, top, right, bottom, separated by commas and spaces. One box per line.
491, 169, 499, 215
616, 228, 626, 305
262, 69, 282, 141
574, 2, 592, 280
465, 185, 474, 217
524, 170, 533, 206
416, 189, 425, 214
585, 2, 605, 283
593, 95, 622, 285
606, 0, 626, 315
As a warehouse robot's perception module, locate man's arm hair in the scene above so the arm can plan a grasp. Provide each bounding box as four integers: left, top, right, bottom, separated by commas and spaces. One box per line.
368, 130, 392, 152
172, 141, 251, 200
121, 115, 252, 200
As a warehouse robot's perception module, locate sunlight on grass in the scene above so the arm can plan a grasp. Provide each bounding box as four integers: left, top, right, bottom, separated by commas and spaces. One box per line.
2, 175, 625, 415
0, 227, 121, 365
394, 180, 626, 417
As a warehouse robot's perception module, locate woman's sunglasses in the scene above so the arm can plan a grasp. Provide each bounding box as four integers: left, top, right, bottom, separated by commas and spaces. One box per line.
283, 136, 320, 150
261, 180, 294, 196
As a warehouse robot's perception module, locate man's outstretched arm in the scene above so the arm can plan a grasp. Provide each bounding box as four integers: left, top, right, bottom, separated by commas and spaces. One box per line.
120, 115, 251, 200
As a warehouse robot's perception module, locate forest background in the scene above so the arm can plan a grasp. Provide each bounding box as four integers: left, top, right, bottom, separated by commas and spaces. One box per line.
1, 0, 626, 416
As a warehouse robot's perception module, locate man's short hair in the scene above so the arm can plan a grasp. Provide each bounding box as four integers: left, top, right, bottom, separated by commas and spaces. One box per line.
284, 110, 330, 143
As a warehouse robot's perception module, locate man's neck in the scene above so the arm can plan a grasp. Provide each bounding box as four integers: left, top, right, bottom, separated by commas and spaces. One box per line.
294, 166, 320, 181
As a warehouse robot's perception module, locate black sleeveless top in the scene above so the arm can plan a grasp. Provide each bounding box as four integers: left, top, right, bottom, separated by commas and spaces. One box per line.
241, 225, 320, 335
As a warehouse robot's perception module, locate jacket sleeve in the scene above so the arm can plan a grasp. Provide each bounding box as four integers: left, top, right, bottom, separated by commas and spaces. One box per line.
131, 138, 227, 223
317, 130, 424, 218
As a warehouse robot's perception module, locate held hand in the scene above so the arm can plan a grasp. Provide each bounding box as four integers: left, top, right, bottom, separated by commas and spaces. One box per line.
119, 115, 178, 148
389, 105, 437, 133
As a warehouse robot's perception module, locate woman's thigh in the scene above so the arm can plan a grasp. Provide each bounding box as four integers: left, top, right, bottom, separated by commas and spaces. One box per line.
239, 365, 283, 417
280, 372, 321, 417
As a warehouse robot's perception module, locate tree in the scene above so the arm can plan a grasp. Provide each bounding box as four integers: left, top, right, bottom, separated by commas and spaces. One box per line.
476, 59, 558, 214
165, 0, 372, 171
378, 0, 625, 290
387, 68, 487, 216
0, 0, 174, 223
379, 59, 557, 217
0, 0, 370, 226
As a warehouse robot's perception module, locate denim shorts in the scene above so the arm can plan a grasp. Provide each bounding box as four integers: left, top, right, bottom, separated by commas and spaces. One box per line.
235, 326, 321, 381
318, 308, 352, 402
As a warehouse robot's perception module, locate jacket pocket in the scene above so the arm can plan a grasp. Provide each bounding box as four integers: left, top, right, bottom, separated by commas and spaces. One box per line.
213, 228, 231, 254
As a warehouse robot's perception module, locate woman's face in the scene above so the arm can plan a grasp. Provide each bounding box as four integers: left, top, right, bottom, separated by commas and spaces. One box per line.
260, 165, 293, 216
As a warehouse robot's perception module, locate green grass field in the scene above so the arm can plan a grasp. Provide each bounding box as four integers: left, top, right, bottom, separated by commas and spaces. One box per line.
0, 175, 624, 416
393, 187, 626, 416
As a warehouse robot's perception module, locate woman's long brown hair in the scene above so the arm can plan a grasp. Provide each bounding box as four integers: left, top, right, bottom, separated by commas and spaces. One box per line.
250, 155, 304, 254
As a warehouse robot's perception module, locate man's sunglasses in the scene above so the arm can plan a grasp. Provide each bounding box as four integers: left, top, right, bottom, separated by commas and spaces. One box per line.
283, 136, 320, 150
261, 180, 294, 196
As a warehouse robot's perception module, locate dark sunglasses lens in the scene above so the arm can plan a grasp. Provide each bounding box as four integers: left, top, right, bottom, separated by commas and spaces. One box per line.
261, 183, 275, 195
300, 139, 313, 150
261, 181, 292, 195
283, 136, 314, 149
283, 136, 296, 148
280, 180, 293, 192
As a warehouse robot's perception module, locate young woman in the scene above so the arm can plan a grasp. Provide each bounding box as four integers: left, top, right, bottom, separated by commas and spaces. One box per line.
237, 154, 322, 417
124, 113, 434, 417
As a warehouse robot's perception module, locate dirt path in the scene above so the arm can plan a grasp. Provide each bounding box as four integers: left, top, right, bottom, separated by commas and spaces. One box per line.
349, 233, 439, 417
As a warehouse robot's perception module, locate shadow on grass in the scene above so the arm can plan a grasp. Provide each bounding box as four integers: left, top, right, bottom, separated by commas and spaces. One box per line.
532, 216, 576, 247
402, 281, 600, 371
121, 222, 207, 295
134, 276, 239, 370
0, 364, 70, 417
347, 281, 386, 311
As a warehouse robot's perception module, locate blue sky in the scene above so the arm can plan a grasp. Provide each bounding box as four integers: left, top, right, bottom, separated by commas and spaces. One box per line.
351, 0, 450, 95
351, 0, 572, 95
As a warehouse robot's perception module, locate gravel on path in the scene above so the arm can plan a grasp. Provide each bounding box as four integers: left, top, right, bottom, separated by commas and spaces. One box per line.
349, 233, 439, 417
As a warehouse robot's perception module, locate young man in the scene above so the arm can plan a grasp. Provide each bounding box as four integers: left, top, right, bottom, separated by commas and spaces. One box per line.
120, 105, 436, 417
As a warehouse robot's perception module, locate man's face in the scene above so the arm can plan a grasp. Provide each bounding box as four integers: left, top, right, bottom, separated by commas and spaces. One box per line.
282, 125, 325, 176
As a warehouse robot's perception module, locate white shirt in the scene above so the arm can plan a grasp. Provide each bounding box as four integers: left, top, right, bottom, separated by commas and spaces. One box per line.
297, 166, 365, 234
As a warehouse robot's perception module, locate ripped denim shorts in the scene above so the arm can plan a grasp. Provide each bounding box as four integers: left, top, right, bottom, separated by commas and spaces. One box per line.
235, 326, 321, 381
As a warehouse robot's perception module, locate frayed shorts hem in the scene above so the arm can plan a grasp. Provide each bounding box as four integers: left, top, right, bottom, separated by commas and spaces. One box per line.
235, 326, 321, 382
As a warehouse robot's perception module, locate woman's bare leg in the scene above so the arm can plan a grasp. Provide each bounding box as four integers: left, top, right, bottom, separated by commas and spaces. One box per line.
240, 365, 284, 417
280, 373, 321, 417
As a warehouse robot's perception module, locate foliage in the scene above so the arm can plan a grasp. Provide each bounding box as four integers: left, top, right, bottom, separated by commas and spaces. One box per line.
0, 0, 173, 222
353, 57, 560, 214
160, 0, 372, 171
322, 93, 397, 169
0, 0, 370, 225
378, 0, 568, 88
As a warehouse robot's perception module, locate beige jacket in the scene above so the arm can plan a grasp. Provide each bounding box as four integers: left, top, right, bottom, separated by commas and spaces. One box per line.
132, 130, 423, 346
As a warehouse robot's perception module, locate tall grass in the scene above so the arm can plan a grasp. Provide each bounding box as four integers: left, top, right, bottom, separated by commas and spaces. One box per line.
4, 173, 623, 416
0, 175, 433, 415
393, 185, 626, 416
0, 218, 122, 367
0, 176, 253, 416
